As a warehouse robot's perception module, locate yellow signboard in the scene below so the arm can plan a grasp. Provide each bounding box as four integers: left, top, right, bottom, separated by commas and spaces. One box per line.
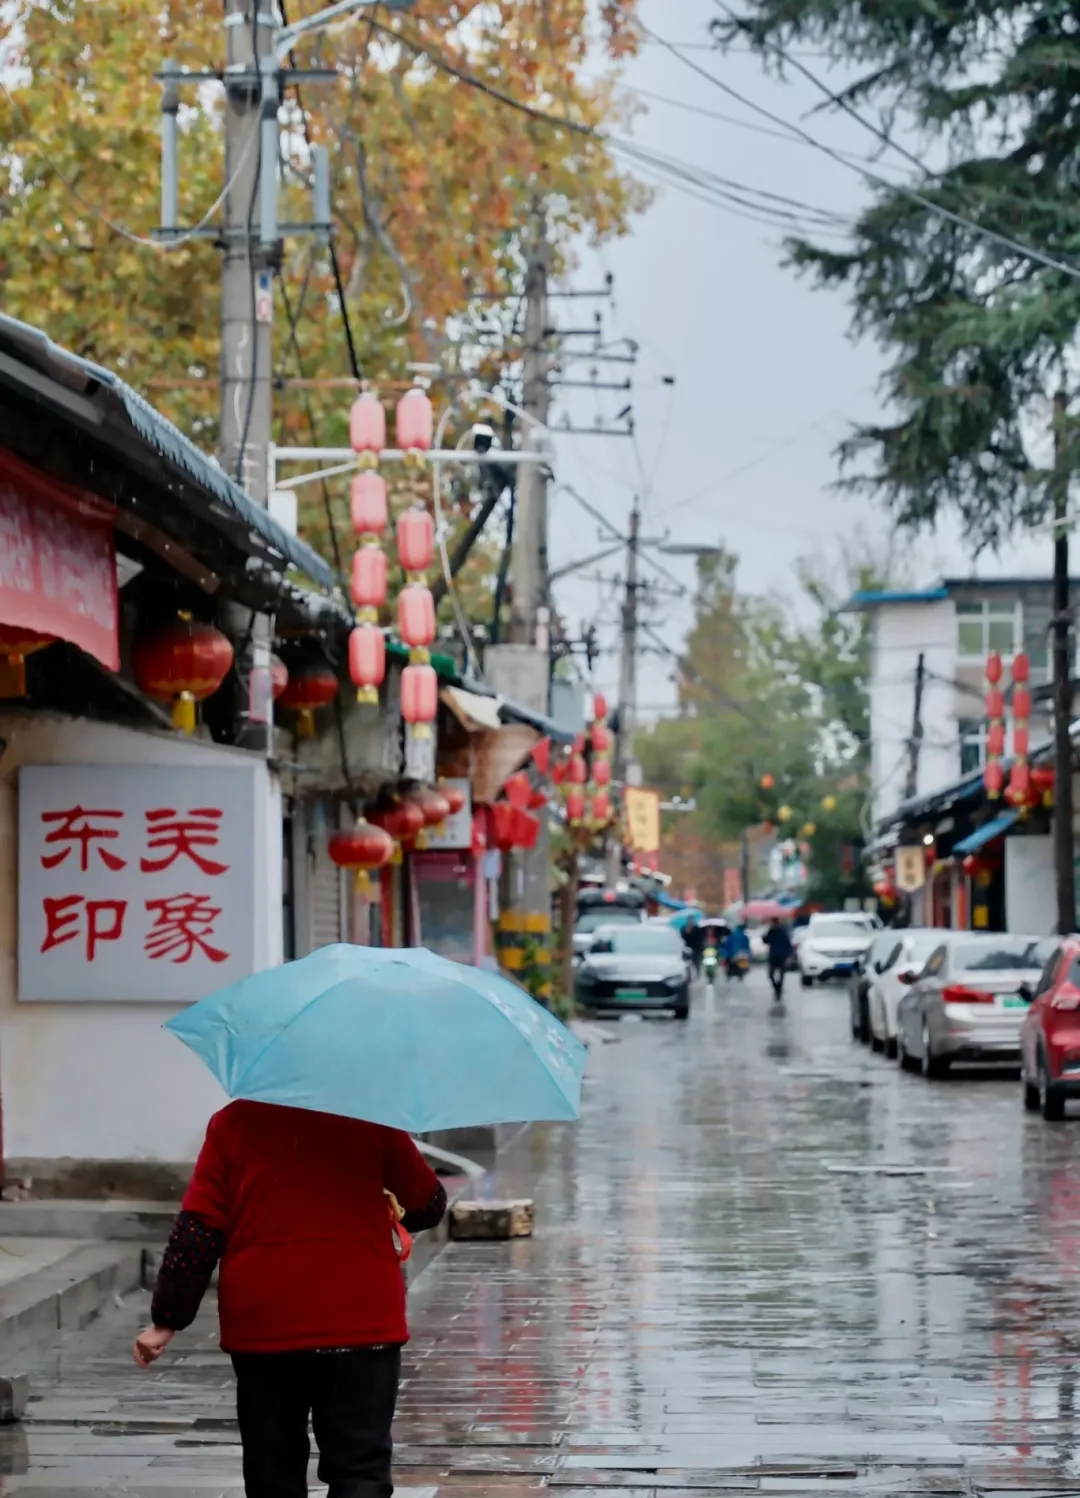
624, 787, 661, 853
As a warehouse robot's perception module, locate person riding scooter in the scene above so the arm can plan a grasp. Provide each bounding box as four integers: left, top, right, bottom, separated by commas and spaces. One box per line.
721, 923, 751, 980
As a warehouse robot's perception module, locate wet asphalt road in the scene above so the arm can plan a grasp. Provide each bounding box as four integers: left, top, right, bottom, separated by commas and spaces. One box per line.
8, 968, 1080, 1496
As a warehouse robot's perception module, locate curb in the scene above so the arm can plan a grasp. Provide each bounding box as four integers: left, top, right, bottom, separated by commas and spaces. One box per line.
0, 1243, 144, 1359
0, 1200, 176, 1241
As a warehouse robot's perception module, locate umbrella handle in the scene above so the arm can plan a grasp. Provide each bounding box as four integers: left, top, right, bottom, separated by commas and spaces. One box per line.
384, 1191, 413, 1264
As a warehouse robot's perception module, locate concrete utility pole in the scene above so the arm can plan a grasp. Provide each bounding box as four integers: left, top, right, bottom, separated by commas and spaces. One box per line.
508, 207, 550, 646
904, 652, 926, 802
614, 498, 641, 784
219, 0, 276, 501
1051, 390, 1076, 934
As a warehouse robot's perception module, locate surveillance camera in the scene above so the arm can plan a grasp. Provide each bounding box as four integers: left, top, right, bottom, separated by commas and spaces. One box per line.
472, 423, 496, 454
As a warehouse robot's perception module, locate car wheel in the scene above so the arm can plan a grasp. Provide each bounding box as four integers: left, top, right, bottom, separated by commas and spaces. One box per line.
857, 998, 871, 1046
870, 1029, 884, 1054
801, 974, 813, 988
1039, 1057, 1066, 1121
1023, 1071, 1040, 1112
921, 1020, 950, 1080
885, 1036, 898, 1061
673, 996, 690, 1020
897, 1028, 917, 1072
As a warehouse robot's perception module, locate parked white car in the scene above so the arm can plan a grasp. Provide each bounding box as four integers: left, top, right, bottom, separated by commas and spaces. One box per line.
867, 930, 942, 1057
798, 911, 882, 986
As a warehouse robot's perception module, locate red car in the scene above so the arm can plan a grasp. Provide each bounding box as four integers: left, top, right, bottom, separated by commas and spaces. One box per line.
1020, 937, 1080, 1120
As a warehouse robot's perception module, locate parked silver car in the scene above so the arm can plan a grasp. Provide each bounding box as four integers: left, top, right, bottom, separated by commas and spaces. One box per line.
896, 933, 1056, 1077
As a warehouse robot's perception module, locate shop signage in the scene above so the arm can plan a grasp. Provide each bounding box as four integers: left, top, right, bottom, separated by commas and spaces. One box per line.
424, 777, 472, 851
0, 446, 119, 670
18, 765, 258, 1002
624, 786, 661, 854
895, 845, 926, 893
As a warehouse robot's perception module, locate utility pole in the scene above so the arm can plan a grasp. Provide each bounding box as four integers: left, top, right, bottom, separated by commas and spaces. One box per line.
904, 653, 926, 802
1052, 390, 1076, 934
219, 0, 275, 502
614, 498, 641, 784
508, 206, 550, 646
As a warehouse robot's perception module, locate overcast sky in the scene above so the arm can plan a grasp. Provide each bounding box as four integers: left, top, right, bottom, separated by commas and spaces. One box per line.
546, 0, 1052, 721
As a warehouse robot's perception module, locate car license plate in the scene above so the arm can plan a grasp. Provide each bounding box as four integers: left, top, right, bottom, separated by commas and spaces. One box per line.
1001, 996, 1027, 1009
615, 988, 649, 1001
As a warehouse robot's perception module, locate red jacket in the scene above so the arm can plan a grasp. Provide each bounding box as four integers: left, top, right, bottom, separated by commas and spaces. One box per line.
182, 1100, 441, 1354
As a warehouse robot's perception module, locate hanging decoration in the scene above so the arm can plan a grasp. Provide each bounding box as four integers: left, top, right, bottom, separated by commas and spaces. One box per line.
531, 738, 552, 776
413, 787, 452, 829
566, 788, 586, 827
821, 794, 838, 813
1008, 652, 1032, 807
132, 616, 234, 734
984, 652, 1005, 799
329, 819, 395, 897
348, 390, 390, 708
278, 661, 339, 737
395, 385, 434, 456
440, 782, 468, 818
270, 655, 289, 702
401, 662, 438, 737
1031, 766, 1056, 807
0, 624, 55, 699
504, 771, 534, 811
760, 773, 775, 791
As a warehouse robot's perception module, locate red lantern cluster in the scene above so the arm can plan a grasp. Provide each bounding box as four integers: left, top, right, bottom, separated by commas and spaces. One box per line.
488, 802, 540, 852
348, 390, 390, 707
1008, 652, 1031, 806
587, 691, 616, 830
984, 652, 1005, 799
132, 616, 234, 734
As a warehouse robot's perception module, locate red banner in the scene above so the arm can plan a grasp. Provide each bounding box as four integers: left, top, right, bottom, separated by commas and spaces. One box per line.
0, 446, 119, 670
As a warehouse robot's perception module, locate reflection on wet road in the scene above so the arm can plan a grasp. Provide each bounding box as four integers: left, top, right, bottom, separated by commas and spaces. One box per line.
10, 971, 1080, 1496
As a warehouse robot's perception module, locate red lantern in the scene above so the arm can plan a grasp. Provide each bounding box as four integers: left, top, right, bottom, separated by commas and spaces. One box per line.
984, 760, 1005, 798
279, 661, 339, 736
413, 788, 452, 828
1012, 687, 1032, 721
1010, 761, 1031, 799
962, 854, 978, 877
531, 738, 551, 776
551, 760, 568, 787
370, 800, 425, 843
504, 772, 533, 811
351, 546, 389, 612
1012, 652, 1030, 684
591, 724, 613, 755
987, 721, 1006, 758
592, 790, 612, 824
986, 652, 1003, 685
1013, 724, 1030, 758
566, 789, 586, 825
985, 688, 1004, 719
491, 802, 516, 852
593, 692, 608, 721
349, 624, 386, 705
270, 654, 289, 701
401, 662, 438, 733
1032, 766, 1056, 804
0, 624, 54, 698
513, 809, 540, 850
351, 471, 388, 535
132, 618, 234, 733
568, 754, 587, 786
528, 788, 548, 810
593, 758, 612, 787
329, 819, 395, 895
350, 391, 386, 455
441, 783, 467, 817
573, 733, 587, 754
396, 507, 435, 575
398, 585, 436, 651
396, 386, 434, 452
760, 773, 775, 791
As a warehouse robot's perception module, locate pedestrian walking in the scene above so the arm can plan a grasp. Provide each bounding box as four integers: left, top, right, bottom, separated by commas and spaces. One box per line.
761, 918, 794, 1000
133, 1100, 447, 1498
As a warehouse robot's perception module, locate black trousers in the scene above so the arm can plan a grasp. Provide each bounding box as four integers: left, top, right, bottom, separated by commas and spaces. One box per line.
768, 962, 786, 997
231, 1346, 401, 1498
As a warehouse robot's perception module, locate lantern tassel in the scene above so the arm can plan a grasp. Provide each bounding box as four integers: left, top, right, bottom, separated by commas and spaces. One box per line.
0, 656, 27, 699
172, 692, 197, 734
353, 869, 372, 898
297, 708, 315, 738
356, 685, 379, 706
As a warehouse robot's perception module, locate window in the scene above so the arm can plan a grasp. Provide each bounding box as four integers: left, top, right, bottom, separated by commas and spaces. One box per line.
923, 946, 948, 979
952, 936, 1057, 972
877, 941, 902, 974
958, 718, 987, 775
593, 927, 684, 956
956, 598, 1020, 660
1035, 947, 1065, 997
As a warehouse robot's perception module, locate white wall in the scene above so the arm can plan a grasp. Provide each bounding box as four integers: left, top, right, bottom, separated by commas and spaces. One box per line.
870, 601, 958, 825
0, 713, 282, 1163
1005, 836, 1056, 936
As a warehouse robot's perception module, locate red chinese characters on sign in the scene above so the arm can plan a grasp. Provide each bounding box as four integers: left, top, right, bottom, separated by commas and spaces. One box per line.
40, 806, 126, 871
144, 894, 229, 964
36, 806, 232, 964
41, 895, 127, 960
140, 807, 229, 876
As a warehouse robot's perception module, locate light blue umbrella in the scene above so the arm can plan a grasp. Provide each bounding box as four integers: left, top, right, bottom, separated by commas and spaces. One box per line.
165, 945, 587, 1133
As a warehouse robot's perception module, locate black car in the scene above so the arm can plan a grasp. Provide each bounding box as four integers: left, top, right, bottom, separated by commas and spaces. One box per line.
575, 923, 692, 1020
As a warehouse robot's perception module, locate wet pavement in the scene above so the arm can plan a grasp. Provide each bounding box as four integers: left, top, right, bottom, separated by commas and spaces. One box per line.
7, 970, 1080, 1496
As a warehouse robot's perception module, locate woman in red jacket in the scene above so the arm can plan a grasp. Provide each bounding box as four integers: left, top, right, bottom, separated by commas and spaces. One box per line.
133, 1100, 446, 1498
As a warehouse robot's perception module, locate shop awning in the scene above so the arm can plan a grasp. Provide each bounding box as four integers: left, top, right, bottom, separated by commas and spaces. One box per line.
953, 811, 1018, 856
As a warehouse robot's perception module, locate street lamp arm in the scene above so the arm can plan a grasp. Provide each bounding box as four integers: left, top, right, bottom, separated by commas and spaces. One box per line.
276, 0, 414, 57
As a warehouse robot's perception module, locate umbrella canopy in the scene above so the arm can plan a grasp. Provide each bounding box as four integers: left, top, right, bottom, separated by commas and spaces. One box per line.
667, 907, 702, 931
741, 899, 789, 922
166, 944, 587, 1134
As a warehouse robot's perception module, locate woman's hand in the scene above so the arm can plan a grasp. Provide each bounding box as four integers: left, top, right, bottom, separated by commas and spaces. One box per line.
133, 1325, 175, 1368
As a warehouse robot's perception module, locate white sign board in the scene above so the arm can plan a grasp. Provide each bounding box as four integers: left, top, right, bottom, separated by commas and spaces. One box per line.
19, 765, 258, 1003
424, 778, 473, 851
895, 845, 926, 893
